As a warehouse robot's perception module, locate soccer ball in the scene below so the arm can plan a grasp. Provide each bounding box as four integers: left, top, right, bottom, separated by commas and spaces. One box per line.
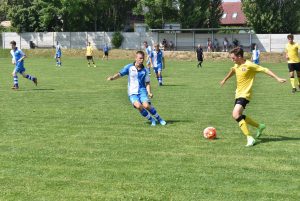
203, 127, 217, 139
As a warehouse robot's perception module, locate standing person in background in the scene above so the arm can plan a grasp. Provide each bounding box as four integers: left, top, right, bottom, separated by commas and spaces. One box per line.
86, 42, 96, 67
251, 43, 260, 64
150, 43, 165, 86
223, 37, 229, 52
143, 41, 152, 75
102, 43, 109, 60
107, 51, 166, 126
55, 41, 62, 67
213, 38, 219, 52
220, 47, 286, 147
207, 38, 212, 52
196, 44, 204, 68
10, 40, 38, 90
285, 34, 300, 94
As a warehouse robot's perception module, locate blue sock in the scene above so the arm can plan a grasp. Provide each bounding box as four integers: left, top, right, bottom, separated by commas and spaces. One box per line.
140, 108, 154, 121
26, 74, 34, 81
13, 76, 18, 86
158, 76, 163, 84
148, 107, 162, 121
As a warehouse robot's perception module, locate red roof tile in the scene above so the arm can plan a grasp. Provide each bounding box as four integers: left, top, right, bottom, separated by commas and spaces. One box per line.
221, 2, 246, 25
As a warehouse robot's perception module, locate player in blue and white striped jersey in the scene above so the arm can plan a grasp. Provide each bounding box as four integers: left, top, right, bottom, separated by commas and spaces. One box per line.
10, 40, 37, 90
150, 43, 165, 86
107, 51, 166, 126
143, 41, 152, 75
55, 41, 62, 66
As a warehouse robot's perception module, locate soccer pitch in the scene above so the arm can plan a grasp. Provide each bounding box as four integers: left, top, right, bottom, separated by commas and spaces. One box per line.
0, 56, 299, 200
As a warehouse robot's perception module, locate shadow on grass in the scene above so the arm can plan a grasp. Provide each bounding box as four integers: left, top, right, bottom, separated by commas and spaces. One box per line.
162, 84, 186, 87
32, 88, 55, 91
257, 135, 300, 144
145, 119, 192, 126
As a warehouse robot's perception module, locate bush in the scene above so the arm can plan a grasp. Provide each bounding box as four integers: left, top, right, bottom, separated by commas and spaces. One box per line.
112, 32, 124, 48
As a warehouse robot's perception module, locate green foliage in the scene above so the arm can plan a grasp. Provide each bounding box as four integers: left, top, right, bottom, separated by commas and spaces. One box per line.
111, 32, 124, 48
242, 0, 300, 33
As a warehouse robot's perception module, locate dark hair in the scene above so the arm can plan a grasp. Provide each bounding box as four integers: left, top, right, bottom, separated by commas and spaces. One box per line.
230, 47, 244, 57
10, 40, 16, 46
136, 50, 145, 57
143, 41, 148, 44
287, 34, 294, 40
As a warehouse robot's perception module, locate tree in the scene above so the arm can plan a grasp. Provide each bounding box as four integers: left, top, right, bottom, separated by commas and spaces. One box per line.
206, 0, 223, 28
133, 0, 179, 29
242, 0, 300, 33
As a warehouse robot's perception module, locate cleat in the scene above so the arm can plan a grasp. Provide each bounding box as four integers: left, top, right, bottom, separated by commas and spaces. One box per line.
245, 136, 256, 147
33, 77, 38, 86
151, 120, 156, 126
159, 119, 167, 126
256, 123, 266, 138
159, 83, 163, 86
292, 88, 296, 94
94, 65, 96, 67
11, 85, 19, 90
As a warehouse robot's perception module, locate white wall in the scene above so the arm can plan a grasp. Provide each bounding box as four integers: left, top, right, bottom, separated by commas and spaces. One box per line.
2, 32, 298, 52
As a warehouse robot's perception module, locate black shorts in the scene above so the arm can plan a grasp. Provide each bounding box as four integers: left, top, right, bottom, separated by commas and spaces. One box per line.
86, 56, 93, 60
197, 57, 203, 62
235, 98, 249, 109
288, 63, 300, 72
104, 51, 108, 56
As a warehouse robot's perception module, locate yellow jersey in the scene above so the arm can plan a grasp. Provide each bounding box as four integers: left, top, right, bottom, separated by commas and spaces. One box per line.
285, 42, 300, 63
232, 60, 268, 100
86, 46, 93, 56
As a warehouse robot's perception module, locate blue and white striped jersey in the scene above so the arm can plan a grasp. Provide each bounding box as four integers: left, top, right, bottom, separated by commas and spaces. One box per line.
56, 44, 61, 54
150, 50, 164, 68
11, 48, 25, 64
145, 46, 152, 56
119, 63, 150, 95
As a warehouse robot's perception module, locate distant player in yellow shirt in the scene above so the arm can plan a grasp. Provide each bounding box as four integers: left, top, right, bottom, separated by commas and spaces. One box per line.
220, 47, 286, 147
86, 42, 96, 67
285, 34, 300, 93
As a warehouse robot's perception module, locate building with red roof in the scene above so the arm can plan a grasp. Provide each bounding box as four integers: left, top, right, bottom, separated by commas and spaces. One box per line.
220, 2, 246, 26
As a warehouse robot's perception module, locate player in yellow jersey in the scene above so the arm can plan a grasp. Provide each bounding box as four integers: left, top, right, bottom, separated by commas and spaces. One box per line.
220, 47, 286, 147
285, 34, 300, 93
86, 42, 96, 67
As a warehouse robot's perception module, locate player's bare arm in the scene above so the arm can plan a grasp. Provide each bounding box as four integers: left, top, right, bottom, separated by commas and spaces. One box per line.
107, 73, 121, 81
220, 68, 235, 86
265, 70, 287, 83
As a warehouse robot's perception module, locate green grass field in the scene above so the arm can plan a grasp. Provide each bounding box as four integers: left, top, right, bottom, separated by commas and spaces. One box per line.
0, 55, 299, 201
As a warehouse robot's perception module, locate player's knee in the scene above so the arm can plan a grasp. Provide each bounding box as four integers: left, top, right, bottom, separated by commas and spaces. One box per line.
232, 111, 240, 120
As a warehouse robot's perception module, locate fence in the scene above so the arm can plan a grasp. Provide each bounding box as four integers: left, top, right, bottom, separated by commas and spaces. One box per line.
2, 32, 300, 52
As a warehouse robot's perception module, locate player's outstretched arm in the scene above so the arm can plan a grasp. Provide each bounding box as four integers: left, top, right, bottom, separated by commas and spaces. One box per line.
220, 68, 235, 86
146, 82, 153, 98
265, 70, 286, 83
107, 73, 121, 81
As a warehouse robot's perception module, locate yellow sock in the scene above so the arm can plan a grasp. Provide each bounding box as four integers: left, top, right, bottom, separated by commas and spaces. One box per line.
238, 119, 250, 136
245, 116, 259, 128
290, 78, 296, 88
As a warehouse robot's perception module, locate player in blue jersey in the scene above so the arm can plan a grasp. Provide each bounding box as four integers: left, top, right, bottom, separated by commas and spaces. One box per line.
55, 41, 62, 66
102, 44, 109, 60
107, 51, 166, 126
10, 40, 37, 90
143, 41, 152, 75
150, 43, 165, 86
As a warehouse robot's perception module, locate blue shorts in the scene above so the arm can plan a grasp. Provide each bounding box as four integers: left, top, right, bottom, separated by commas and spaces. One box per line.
129, 92, 150, 105
56, 53, 61, 58
153, 66, 162, 73
253, 59, 259, 64
15, 62, 26, 74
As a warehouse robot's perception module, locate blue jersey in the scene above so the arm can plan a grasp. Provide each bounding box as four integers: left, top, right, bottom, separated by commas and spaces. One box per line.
119, 63, 150, 96
12, 48, 25, 66
145, 46, 152, 56
150, 50, 164, 68
103, 45, 109, 52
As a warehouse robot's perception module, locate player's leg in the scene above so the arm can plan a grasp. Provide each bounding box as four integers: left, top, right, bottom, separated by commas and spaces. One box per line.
87, 56, 90, 67
21, 69, 37, 86
295, 63, 300, 89
130, 95, 156, 126
91, 57, 96, 67
288, 64, 297, 93
11, 69, 19, 89
232, 99, 255, 147
141, 93, 166, 126
157, 69, 163, 86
